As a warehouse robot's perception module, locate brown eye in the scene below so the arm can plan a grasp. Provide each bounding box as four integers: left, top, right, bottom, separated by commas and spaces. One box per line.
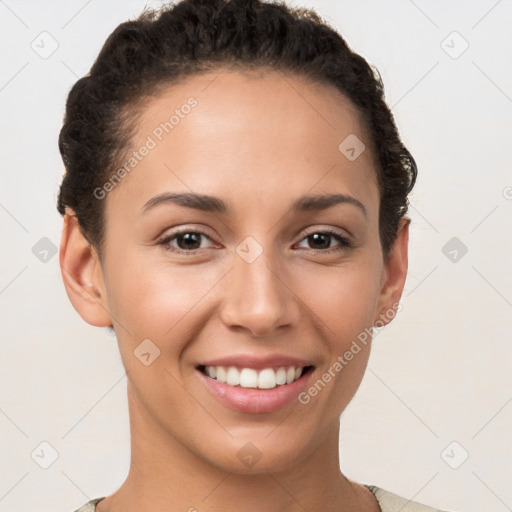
159, 230, 215, 253
296, 230, 351, 252
175, 232, 203, 250
306, 233, 332, 250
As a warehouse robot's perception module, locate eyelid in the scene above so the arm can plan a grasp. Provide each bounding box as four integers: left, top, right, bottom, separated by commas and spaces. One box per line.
157, 226, 218, 251
299, 225, 351, 240
158, 224, 216, 241
157, 226, 353, 257
295, 226, 353, 251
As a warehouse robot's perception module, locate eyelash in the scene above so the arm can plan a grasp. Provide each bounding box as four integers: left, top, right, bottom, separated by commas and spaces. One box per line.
157, 227, 353, 255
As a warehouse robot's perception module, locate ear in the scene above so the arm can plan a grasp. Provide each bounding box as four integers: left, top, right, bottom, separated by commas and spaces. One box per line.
59, 211, 113, 327
374, 216, 410, 327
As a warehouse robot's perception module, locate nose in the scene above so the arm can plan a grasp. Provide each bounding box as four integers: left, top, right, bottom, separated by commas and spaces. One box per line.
219, 248, 300, 338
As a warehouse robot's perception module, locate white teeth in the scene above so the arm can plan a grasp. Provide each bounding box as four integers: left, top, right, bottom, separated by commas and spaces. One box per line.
275, 367, 287, 385
258, 368, 276, 389
203, 365, 308, 389
226, 366, 240, 386
239, 368, 258, 388
216, 366, 226, 383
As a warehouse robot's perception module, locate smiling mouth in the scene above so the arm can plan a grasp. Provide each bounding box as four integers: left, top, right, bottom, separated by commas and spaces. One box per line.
197, 364, 314, 390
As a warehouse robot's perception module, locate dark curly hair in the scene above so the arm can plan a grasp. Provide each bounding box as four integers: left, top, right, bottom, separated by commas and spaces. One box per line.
57, 0, 417, 261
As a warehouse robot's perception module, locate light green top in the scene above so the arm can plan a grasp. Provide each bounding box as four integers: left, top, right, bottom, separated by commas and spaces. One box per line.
73, 485, 451, 511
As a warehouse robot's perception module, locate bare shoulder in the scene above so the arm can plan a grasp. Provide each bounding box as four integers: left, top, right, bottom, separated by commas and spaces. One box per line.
352, 481, 382, 512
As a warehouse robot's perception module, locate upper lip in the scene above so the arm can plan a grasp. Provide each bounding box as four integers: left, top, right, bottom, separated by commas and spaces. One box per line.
197, 354, 315, 371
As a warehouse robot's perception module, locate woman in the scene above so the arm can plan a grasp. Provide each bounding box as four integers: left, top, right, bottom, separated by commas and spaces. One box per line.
57, 0, 452, 510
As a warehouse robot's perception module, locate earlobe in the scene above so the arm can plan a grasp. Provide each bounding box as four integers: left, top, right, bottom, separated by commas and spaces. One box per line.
374, 216, 410, 326
59, 211, 113, 327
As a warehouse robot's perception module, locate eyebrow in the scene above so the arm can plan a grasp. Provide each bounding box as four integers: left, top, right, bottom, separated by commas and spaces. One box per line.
141, 192, 367, 218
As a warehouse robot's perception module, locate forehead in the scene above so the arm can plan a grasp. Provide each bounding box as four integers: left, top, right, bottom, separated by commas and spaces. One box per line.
105, 68, 379, 221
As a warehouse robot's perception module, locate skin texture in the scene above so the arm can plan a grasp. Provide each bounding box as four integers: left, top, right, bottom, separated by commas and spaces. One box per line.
60, 68, 409, 512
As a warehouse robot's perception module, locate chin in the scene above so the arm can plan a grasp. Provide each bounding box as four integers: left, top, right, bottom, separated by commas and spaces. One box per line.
195, 432, 315, 475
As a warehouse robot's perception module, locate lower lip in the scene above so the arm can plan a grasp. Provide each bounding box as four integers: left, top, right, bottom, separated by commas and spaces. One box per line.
196, 368, 313, 414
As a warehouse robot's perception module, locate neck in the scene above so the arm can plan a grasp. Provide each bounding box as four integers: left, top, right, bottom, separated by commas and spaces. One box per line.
97, 382, 377, 512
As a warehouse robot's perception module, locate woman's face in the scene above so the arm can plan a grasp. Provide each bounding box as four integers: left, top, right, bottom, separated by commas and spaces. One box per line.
75, 69, 407, 472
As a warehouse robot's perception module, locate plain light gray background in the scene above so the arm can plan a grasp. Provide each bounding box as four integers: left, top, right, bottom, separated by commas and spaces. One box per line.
1, 1, 511, 511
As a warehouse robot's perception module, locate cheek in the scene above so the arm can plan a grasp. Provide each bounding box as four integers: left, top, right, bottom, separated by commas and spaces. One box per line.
103, 256, 213, 407
106, 246, 382, 353
298, 259, 381, 340
290, 263, 381, 421
104, 252, 226, 352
